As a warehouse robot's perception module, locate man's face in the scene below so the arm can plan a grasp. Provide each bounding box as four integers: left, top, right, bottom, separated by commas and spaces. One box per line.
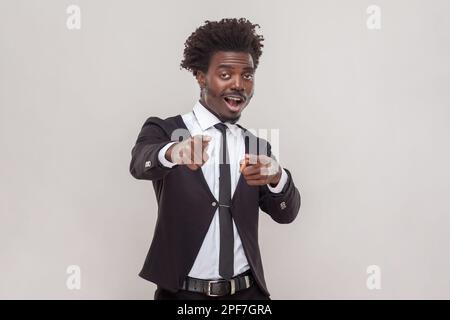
197, 51, 255, 124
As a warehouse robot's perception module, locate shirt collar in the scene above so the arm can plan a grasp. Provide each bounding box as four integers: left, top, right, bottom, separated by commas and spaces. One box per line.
192, 100, 240, 137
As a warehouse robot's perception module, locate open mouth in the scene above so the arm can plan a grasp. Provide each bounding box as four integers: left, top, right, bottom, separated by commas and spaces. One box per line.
223, 95, 245, 112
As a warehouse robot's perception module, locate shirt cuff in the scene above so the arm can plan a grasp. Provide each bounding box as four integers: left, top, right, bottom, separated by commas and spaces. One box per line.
158, 142, 178, 168
267, 168, 288, 193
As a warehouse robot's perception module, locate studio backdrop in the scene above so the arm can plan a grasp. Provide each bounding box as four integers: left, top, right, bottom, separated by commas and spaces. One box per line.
1, 0, 450, 299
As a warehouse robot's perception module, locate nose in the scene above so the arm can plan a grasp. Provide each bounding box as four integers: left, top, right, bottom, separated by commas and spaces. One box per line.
231, 76, 244, 91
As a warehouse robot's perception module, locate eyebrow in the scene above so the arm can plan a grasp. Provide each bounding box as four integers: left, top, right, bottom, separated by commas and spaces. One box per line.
217, 64, 254, 72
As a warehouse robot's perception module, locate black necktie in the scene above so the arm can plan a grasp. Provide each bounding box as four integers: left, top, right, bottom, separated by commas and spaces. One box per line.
214, 123, 234, 280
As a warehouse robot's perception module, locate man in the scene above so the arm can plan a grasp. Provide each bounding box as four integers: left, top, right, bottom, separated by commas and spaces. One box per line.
129, 18, 301, 300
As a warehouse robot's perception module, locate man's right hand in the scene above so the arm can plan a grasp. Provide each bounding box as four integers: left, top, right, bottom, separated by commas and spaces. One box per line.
165, 135, 211, 171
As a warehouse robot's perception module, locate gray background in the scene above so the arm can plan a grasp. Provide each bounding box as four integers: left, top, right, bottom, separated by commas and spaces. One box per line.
1, 0, 449, 299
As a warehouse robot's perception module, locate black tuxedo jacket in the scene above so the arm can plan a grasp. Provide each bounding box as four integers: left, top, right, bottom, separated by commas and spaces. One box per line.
129, 115, 301, 297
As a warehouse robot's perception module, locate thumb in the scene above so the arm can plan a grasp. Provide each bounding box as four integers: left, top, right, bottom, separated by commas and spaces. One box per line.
239, 158, 248, 172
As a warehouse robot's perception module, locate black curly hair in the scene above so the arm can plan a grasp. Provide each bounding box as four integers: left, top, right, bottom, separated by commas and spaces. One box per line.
180, 18, 264, 76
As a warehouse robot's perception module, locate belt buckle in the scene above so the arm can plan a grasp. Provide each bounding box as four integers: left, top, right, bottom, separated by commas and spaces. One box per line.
206, 278, 237, 297
206, 280, 224, 297
230, 278, 236, 295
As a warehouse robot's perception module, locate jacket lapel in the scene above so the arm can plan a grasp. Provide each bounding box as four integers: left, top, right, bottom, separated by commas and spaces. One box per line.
174, 115, 219, 203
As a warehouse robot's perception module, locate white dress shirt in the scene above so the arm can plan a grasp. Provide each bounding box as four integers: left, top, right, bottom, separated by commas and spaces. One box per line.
157, 101, 288, 280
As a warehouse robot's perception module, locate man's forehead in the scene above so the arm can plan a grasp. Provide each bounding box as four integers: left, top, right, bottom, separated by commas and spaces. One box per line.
209, 51, 254, 69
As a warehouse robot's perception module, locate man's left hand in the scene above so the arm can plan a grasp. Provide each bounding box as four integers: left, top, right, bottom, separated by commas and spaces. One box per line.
239, 154, 282, 187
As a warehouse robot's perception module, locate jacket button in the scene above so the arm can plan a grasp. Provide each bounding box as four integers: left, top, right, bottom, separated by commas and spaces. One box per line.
212, 201, 217, 207
145, 160, 152, 168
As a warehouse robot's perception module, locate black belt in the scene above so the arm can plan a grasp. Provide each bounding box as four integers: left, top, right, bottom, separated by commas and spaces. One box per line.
182, 270, 254, 297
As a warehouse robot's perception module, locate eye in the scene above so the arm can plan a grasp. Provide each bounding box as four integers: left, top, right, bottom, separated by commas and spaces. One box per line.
243, 73, 254, 80
220, 72, 231, 80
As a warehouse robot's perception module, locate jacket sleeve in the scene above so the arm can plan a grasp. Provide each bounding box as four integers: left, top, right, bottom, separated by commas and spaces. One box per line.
258, 142, 301, 224
129, 117, 178, 181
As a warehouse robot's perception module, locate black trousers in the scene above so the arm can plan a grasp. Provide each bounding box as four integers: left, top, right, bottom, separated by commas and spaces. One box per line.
154, 284, 270, 300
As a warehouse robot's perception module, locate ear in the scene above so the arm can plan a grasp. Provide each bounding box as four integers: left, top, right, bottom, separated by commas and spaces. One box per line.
196, 71, 206, 89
